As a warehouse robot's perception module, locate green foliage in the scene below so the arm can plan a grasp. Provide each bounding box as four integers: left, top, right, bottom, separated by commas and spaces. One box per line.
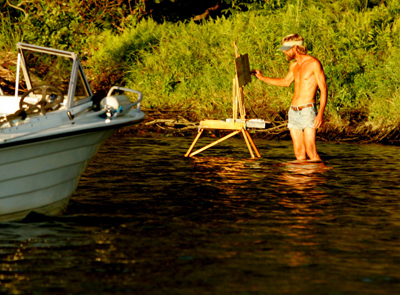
20, 2, 87, 51
0, 11, 23, 50
0, 0, 148, 51
86, 0, 400, 125
2, 0, 400, 127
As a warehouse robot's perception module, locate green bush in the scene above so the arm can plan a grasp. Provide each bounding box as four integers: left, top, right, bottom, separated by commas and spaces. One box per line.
86, 1, 400, 127
2, 0, 400, 128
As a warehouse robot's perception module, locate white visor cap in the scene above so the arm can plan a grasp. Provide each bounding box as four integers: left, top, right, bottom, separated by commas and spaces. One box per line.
278, 40, 304, 51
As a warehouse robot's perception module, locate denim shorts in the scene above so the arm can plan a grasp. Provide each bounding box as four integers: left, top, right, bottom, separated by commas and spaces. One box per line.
287, 105, 317, 131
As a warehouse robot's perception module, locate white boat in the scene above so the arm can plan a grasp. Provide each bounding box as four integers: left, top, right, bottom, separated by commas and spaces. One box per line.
0, 43, 145, 221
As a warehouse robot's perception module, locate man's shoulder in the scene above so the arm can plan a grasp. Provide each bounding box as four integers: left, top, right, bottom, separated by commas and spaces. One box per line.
302, 55, 323, 70
303, 54, 321, 64
289, 61, 298, 70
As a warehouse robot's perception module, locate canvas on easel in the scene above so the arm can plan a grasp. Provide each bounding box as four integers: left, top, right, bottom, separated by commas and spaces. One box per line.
233, 50, 251, 121
235, 53, 251, 87
184, 42, 264, 159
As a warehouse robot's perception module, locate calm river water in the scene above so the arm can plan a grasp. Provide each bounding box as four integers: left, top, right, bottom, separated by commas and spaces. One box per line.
1, 133, 400, 294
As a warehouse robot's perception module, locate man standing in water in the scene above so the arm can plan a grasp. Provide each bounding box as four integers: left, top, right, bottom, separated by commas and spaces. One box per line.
251, 33, 327, 161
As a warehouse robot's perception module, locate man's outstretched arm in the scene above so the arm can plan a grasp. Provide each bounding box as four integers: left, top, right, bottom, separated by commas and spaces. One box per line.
251, 63, 295, 87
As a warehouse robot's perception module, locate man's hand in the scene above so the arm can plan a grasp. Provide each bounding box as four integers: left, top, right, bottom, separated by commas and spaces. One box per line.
251, 69, 294, 87
314, 113, 324, 129
251, 69, 262, 80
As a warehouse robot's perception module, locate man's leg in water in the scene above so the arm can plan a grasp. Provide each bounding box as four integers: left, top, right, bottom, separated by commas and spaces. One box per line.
304, 127, 321, 161
290, 128, 321, 161
290, 128, 306, 160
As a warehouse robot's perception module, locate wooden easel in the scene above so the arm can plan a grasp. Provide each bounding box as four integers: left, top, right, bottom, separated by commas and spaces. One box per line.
184, 42, 261, 158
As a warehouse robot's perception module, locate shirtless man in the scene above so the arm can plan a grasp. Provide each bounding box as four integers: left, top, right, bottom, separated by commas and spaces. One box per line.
251, 33, 327, 161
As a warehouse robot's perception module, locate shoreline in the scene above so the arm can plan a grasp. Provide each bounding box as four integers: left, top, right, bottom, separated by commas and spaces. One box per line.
1, 80, 399, 146
119, 109, 400, 146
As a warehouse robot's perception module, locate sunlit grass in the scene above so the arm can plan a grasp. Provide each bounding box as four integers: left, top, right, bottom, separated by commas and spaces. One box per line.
86, 1, 400, 128
2, 0, 400, 129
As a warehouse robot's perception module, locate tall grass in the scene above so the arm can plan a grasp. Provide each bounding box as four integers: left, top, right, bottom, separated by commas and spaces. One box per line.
2, 0, 400, 128
86, 0, 400, 126
0, 13, 23, 51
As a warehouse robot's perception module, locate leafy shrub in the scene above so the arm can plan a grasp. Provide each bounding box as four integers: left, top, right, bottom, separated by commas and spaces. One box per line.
86, 0, 400, 126
2, 0, 400, 127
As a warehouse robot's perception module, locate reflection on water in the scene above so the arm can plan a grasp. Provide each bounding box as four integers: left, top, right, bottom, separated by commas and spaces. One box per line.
279, 160, 331, 192
1, 135, 400, 294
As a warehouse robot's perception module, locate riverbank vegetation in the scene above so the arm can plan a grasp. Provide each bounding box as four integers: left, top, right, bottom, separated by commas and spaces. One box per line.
1, 0, 400, 142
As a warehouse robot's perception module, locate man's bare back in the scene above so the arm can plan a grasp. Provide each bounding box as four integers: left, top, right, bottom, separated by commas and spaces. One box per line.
251, 33, 327, 161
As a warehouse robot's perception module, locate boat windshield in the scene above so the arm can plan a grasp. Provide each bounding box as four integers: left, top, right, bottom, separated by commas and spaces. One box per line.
23, 50, 72, 95
22, 48, 90, 104
74, 67, 90, 101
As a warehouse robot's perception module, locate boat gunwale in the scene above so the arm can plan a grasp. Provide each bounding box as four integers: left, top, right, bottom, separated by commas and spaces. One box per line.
0, 112, 145, 149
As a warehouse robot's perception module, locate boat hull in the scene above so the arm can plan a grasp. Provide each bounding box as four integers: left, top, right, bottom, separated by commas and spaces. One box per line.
0, 128, 117, 221
0, 42, 146, 222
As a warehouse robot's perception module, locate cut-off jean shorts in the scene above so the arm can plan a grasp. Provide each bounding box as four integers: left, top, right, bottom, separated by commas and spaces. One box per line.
287, 105, 317, 131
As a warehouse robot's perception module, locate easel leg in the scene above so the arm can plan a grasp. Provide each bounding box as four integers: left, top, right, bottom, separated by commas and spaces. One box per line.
244, 129, 261, 158
241, 128, 255, 158
188, 130, 241, 157
184, 129, 204, 157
